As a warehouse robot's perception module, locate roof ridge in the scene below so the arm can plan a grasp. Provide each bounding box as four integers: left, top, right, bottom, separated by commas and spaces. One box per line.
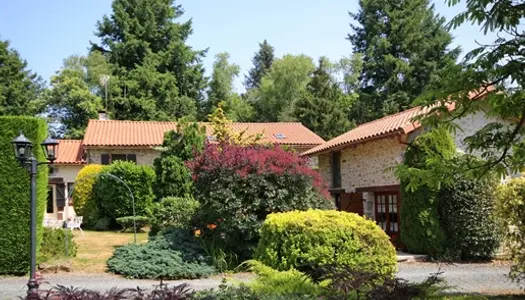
58, 139, 83, 142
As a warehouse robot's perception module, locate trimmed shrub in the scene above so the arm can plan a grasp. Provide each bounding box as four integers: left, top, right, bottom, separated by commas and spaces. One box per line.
107, 228, 215, 279
39, 227, 77, 263
150, 196, 200, 235
93, 161, 155, 225
116, 216, 150, 232
437, 158, 500, 261
496, 176, 525, 282
187, 143, 334, 257
0, 116, 48, 275
72, 164, 103, 218
255, 209, 397, 276
399, 128, 456, 256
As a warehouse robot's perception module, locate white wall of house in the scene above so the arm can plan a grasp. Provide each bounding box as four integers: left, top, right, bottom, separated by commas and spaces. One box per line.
48, 165, 84, 221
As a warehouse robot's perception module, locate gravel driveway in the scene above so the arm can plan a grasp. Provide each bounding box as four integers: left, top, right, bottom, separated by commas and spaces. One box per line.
1, 263, 523, 299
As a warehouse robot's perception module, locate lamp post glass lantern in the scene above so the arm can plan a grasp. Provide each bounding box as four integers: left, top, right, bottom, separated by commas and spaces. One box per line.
11, 131, 58, 296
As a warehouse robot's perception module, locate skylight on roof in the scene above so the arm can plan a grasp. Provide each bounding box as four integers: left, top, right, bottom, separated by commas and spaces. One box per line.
274, 133, 286, 139
207, 135, 216, 141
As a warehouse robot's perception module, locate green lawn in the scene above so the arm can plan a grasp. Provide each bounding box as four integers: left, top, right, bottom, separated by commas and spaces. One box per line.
70, 230, 148, 273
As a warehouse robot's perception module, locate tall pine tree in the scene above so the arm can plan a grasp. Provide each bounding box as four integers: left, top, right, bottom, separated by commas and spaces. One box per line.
91, 0, 207, 120
348, 0, 460, 123
244, 40, 275, 90
0, 39, 44, 116
295, 57, 352, 140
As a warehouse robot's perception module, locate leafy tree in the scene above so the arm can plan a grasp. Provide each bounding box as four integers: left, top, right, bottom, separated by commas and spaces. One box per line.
348, 0, 460, 124
208, 102, 262, 146
43, 54, 104, 138
205, 52, 253, 120
295, 57, 353, 140
91, 0, 207, 120
414, 0, 525, 179
244, 40, 275, 90
153, 118, 206, 199
0, 39, 44, 116
252, 54, 315, 122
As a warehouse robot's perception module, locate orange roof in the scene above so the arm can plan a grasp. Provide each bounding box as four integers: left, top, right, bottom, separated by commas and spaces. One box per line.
303, 87, 494, 156
55, 140, 85, 165
83, 120, 324, 147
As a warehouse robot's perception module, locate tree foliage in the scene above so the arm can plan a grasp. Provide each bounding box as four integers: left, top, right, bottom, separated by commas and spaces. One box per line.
295, 57, 353, 140
91, 0, 206, 121
208, 102, 262, 146
348, 0, 460, 124
415, 0, 525, 179
153, 119, 205, 199
0, 39, 44, 116
252, 54, 315, 122
43, 54, 104, 138
244, 40, 275, 90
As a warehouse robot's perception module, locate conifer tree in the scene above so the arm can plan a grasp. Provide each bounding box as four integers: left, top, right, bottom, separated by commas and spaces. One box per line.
244, 40, 275, 90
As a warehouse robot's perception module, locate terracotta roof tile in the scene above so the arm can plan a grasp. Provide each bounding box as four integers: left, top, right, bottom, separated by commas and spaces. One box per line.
55, 140, 84, 164
303, 87, 494, 156
83, 120, 324, 147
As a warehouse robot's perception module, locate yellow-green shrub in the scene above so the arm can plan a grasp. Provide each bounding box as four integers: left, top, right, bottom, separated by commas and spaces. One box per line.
255, 209, 397, 276
496, 177, 525, 282
72, 164, 103, 217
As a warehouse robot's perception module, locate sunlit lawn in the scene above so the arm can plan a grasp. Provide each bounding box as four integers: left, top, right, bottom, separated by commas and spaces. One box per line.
70, 230, 148, 273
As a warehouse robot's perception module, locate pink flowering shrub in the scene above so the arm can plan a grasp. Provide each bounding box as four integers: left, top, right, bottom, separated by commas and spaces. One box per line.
187, 143, 334, 258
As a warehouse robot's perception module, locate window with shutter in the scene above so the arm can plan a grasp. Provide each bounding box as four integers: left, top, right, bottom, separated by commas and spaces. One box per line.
47, 186, 54, 213
56, 183, 66, 208
101, 154, 110, 165
127, 154, 137, 163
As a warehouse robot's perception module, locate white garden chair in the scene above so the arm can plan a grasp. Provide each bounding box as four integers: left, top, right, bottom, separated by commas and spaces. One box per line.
67, 216, 84, 236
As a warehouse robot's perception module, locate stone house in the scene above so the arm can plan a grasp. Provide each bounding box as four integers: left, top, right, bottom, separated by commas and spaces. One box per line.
46, 115, 325, 221
302, 95, 509, 247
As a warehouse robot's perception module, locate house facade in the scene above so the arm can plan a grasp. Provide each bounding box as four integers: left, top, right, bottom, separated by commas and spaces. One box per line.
46, 140, 85, 226
303, 99, 509, 247
46, 116, 325, 221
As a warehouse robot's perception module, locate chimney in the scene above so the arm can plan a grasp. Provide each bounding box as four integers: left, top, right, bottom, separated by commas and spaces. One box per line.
98, 110, 109, 121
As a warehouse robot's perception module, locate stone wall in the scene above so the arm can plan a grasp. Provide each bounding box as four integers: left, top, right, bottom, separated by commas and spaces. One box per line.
316, 137, 406, 192
87, 148, 159, 165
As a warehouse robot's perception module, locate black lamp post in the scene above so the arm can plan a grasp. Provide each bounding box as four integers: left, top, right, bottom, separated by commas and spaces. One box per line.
11, 131, 58, 296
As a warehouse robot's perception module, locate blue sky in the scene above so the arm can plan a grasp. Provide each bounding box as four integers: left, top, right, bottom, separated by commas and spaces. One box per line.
0, 0, 496, 93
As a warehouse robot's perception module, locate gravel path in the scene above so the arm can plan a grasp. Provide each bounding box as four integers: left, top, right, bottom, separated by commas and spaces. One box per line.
0, 263, 523, 299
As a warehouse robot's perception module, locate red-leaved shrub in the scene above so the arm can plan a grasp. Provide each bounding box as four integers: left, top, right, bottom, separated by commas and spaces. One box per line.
187, 143, 334, 258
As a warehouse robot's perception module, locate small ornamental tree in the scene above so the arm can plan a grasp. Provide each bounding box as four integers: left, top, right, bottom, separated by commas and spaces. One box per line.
153, 119, 205, 199
187, 143, 334, 257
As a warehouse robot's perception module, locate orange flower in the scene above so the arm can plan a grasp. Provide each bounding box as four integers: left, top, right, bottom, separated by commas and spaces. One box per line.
194, 229, 201, 237
207, 223, 217, 230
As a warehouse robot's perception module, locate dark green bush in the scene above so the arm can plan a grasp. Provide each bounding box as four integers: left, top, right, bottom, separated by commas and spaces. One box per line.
93, 161, 155, 225
255, 210, 397, 276
92, 216, 112, 231
150, 196, 200, 236
108, 227, 215, 279
437, 158, 500, 261
399, 128, 456, 256
188, 143, 334, 258
153, 120, 205, 199
0, 116, 48, 275
39, 227, 77, 262
116, 216, 150, 232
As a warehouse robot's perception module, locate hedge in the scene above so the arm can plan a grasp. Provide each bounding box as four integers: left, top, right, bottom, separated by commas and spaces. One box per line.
255, 209, 397, 276
0, 116, 48, 275
400, 128, 456, 256
437, 159, 500, 261
93, 161, 155, 225
72, 164, 103, 226
496, 177, 525, 282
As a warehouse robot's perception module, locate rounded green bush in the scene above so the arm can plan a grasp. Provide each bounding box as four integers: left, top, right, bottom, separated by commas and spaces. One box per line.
150, 196, 200, 236
255, 209, 397, 276
72, 164, 103, 225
